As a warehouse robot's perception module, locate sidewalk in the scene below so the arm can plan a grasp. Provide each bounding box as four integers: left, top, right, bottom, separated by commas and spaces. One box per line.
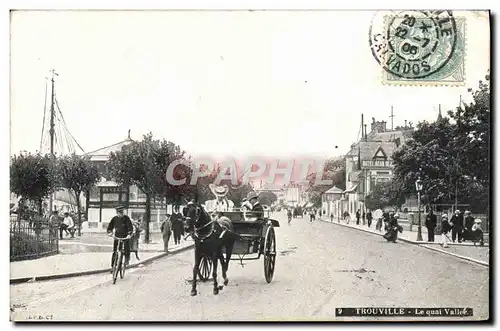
10, 235, 194, 283
319, 217, 489, 266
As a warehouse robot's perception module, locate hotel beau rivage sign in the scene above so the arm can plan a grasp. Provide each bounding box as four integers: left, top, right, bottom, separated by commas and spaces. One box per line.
361, 160, 394, 169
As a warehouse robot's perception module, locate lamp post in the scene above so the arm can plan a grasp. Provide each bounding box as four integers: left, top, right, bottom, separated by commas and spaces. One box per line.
415, 177, 423, 241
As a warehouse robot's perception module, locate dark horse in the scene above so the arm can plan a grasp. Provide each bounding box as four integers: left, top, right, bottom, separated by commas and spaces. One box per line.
183, 202, 236, 296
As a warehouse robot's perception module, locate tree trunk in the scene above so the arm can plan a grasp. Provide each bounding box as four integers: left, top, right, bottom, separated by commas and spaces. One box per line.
144, 193, 151, 244
37, 198, 43, 217
75, 191, 82, 236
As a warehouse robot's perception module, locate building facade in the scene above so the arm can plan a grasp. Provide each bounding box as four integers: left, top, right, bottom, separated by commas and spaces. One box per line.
321, 186, 343, 218
83, 134, 167, 232
344, 118, 414, 216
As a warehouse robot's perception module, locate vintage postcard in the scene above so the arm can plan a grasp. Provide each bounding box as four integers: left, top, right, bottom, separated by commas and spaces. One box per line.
9, 9, 490, 322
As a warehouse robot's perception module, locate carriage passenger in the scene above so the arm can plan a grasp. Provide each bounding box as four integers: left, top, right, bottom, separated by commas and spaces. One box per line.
245, 191, 264, 219
205, 184, 234, 213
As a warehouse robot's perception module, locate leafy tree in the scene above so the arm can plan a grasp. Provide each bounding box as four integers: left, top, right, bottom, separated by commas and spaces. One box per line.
57, 153, 100, 236
365, 179, 405, 211
152, 139, 192, 205
107, 133, 163, 243
392, 118, 456, 204
258, 191, 278, 206
306, 157, 346, 208
392, 73, 490, 212
10, 153, 58, 217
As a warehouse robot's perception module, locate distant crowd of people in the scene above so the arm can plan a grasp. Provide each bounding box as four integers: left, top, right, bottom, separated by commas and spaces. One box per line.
426, 209, 484, 248
318, 206, 485, 247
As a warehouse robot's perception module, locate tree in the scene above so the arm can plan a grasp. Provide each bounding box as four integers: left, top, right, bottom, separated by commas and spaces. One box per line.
258, 191, 278, 206
392, 73, 490, 212
107, 133, 164, 243
306, 157, 346, 208
152, 139, 192, 205
57, 153, 100, 236
365, 179, 405, 211
10, 153, 58, 217
392, 118, 456, 205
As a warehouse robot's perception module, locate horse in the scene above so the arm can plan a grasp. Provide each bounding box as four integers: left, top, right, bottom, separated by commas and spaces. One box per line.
183, 202, 236, 296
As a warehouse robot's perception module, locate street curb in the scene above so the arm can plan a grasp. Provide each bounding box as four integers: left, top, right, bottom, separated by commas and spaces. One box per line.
10, 243, 194, 285
318, 218, 489, 267
418, 244, 489, 267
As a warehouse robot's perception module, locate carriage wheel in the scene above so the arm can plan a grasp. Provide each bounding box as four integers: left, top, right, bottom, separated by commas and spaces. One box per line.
263, 226, 276, 283
198, 255, 213, 281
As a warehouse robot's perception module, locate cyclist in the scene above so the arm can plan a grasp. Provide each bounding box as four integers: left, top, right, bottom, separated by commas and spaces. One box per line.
107, 205, 134, 268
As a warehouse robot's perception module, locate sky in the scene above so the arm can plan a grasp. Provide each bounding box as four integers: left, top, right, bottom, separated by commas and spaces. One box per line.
9, 10, 490, 159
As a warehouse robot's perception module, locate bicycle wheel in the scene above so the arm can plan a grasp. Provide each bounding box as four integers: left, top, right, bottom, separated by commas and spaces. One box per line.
119, 253, 126, 279
112, 252, 121, 284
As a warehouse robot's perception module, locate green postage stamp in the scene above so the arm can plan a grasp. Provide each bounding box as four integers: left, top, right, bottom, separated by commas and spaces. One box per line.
369, 10, 466, 86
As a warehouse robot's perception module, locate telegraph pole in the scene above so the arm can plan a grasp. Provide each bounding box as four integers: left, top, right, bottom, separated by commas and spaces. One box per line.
390, 106, 395, 130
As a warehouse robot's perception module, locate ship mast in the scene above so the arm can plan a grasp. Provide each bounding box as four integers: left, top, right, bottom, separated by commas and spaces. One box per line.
49, 69, 58, 212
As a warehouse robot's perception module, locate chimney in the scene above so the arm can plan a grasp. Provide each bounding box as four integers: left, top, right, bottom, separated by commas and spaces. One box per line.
364, 124, 367, 141
404, 120, 407, 128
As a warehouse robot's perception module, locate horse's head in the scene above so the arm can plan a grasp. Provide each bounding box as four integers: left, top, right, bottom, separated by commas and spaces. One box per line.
182, 202, 210, 235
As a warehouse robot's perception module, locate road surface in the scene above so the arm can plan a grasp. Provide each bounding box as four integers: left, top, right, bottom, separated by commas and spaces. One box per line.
10, 212, 489, 321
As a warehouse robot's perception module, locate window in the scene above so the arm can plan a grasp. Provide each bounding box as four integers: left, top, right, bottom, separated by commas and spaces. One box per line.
89, 186, 99, 200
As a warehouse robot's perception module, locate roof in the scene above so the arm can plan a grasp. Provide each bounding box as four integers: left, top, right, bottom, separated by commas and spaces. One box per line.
344, 183, 359, 193
346, 141, 397, 160
324, 186, 343, 194
84, 138, 133, 157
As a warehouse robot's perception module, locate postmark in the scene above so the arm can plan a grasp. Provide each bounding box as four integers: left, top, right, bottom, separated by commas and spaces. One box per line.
369, 10, 466, 85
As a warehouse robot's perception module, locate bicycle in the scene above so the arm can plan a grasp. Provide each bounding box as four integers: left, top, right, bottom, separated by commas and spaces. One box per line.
109, 233, 132, 284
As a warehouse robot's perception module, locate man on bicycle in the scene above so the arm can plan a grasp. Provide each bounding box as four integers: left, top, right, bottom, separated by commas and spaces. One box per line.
107, 205, 134, 267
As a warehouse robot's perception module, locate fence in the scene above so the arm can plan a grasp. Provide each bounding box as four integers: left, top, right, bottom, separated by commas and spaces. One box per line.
10, 214, 59, 262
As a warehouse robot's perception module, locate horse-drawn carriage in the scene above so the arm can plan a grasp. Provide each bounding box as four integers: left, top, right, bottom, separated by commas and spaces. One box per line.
197, 208, 279, 284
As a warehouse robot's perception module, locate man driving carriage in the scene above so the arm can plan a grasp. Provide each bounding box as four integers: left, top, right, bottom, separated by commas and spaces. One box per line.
242, 191, 265, 219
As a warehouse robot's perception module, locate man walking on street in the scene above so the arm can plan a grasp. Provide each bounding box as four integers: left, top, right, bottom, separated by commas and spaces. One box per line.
425, 209, 437, 242
356, 209, 361, 225
450, 209, 464, 243
366, 210, 373, 228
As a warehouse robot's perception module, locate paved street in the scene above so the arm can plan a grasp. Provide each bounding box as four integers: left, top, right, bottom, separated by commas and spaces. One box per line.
10, 211, 489, 321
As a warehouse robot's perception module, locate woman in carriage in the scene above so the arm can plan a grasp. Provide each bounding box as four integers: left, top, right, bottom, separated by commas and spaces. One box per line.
204, 184, 235, 213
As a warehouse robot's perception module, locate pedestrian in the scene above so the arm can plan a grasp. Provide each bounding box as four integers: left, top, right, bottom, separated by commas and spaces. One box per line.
425, 209, 437, 242
161, 216, 172, 253
450, 210, 464, 243
471, 219, 484, 246
310, 210, 316, 222
60, 212, 74, 239
366, 210, 372, 227
383, 213, 402, 243
463, 210, 474, 241
130, 219, 142, 260
170, 205, 183, 245
356, 209, 361, 225
330, 213, 333, 222
362, 210, 366, 225
440, 213, 452, 248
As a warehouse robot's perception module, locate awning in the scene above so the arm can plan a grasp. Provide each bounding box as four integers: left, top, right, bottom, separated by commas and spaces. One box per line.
343, 183, 359, 193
